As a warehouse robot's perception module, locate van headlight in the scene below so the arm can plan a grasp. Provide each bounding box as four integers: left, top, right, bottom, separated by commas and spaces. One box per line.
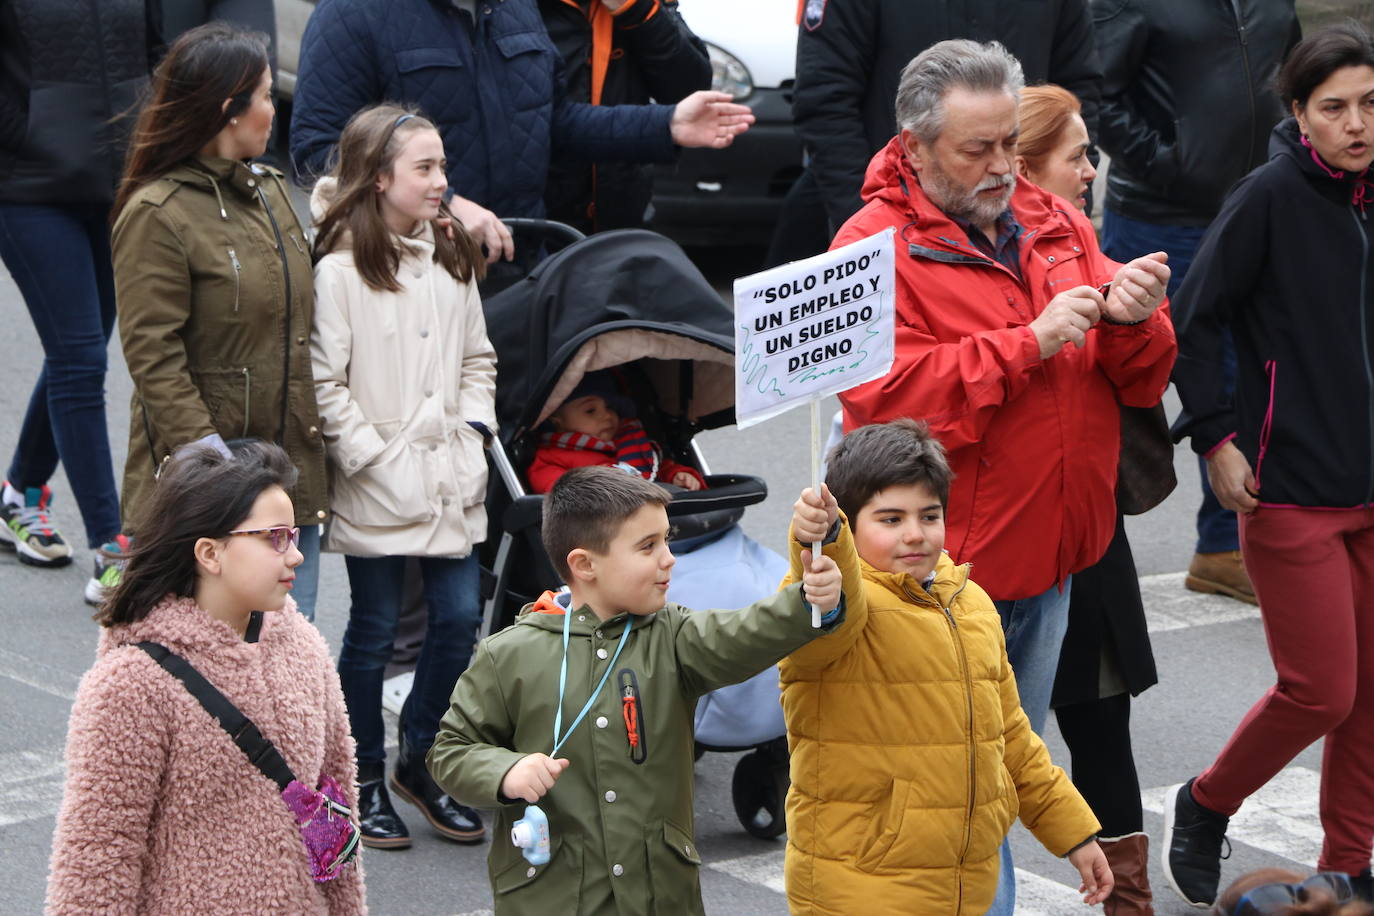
707, 43, 753, 99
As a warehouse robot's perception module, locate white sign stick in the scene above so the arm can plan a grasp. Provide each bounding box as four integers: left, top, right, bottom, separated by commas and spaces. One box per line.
809, 400, 822, 628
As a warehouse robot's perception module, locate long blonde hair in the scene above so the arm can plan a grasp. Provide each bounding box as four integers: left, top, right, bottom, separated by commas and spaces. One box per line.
312, 105, 485, 292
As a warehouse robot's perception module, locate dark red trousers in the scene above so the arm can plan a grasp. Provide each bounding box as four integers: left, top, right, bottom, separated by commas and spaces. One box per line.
1192, 505, 1374, 873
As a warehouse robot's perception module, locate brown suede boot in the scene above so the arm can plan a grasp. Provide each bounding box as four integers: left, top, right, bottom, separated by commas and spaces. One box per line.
1100, 832, 1154, 916
1185, 550, 1257, 604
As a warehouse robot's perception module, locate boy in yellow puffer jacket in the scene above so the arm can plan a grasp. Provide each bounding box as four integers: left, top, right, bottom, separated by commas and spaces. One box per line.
782, 419, 1110, 915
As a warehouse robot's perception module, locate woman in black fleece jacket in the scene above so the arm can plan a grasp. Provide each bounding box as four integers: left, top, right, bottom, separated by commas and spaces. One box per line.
1165, 22, 1374, 910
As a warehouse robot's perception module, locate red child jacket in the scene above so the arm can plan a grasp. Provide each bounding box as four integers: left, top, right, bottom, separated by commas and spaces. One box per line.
837, 137, 1176, 600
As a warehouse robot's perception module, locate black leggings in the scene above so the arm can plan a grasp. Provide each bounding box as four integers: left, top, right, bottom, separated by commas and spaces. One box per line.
1054, 692, 1143, 837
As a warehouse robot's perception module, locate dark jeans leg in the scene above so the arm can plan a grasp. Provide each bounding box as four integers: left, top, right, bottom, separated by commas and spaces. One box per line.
0, 202, 121, 547
339, 555, 407, 767
402, 554, 482, 754
1055, 693, 1144, 836
1101, 209, 1237, 553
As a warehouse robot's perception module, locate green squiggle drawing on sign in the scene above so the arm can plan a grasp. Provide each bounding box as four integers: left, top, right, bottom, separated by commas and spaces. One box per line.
738, 324, 786, 399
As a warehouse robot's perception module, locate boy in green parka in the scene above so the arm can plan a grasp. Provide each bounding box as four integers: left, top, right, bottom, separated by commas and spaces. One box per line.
427, 465, 863, 915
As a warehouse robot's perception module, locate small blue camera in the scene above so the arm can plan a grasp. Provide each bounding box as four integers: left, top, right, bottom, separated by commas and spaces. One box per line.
511, 805, 551, 865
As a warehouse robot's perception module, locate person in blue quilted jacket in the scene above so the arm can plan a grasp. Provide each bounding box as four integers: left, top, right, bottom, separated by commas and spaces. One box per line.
290, 0, 751, 264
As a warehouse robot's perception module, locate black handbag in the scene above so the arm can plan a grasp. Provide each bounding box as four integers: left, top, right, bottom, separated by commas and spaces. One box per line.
1116, 403, 1178, 516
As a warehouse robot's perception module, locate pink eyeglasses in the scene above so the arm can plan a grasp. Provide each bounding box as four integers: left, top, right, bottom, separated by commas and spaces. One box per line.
226, 525, 301, 554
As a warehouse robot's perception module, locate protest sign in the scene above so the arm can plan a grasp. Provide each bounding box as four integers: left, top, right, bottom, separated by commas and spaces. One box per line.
731, 229, 895, 624
733, 228, 895, 429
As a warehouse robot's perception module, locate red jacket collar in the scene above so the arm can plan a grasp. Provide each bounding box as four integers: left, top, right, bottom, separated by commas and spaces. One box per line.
860, 136, 1077, 251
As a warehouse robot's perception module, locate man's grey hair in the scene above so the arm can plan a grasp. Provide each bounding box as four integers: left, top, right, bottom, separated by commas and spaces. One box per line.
895, 39, 1026, 144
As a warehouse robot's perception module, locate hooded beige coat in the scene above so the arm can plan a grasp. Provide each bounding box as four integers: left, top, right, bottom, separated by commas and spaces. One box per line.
309, 179, 497, 557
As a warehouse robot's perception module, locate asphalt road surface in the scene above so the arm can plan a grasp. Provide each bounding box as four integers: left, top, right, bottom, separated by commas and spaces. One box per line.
0, 240, 1326, 915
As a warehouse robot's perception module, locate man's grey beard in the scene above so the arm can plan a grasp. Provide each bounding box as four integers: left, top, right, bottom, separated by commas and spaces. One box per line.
920, 158, 1015, 227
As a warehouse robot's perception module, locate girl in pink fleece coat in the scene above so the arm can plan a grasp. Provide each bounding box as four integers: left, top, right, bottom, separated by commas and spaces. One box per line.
46, 442, 366, 915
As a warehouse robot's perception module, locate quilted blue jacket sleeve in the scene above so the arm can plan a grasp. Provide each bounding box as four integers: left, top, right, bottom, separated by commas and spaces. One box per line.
289, 0, 381, 181
551, 97, 676, 163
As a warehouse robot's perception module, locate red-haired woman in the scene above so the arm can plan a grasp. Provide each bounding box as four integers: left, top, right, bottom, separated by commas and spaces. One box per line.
1017, 82, 1166, 916
111, 22, 327, 619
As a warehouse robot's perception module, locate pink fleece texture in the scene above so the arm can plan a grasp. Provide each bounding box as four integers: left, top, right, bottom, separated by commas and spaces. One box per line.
45, 596, 366, 915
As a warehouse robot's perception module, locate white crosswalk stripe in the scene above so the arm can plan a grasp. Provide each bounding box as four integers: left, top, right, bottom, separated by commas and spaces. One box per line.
1143, 766, 1324, 868
0, 748, 66, 828
705, 848, 1092, 913
1138, 572, 1261, 634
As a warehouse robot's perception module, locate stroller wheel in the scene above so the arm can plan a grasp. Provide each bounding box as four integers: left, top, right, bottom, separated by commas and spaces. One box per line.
731, 749, 790, 839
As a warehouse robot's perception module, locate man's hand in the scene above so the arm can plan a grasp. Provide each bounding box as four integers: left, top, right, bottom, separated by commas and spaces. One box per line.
448, 195, 515, 264
670, 91, 756, 149
800, 550, 841, 612
671, 470, 703, 490
500, 753, 570, 804
1067, 840, 1114, 905
792, 484, 839, 543
1103, 251, 1170, 324
1029, 286, 1104, 359
1206, 440, 1260, 514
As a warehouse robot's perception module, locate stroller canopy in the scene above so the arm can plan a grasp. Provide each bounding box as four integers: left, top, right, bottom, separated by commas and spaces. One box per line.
482, 229, 737, 442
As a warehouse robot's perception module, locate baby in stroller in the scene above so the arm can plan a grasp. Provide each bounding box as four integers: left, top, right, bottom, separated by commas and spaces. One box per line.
526, 371, 705, 494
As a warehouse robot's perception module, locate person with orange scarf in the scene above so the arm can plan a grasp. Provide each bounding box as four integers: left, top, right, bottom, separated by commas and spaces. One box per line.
540, 0, 710, 233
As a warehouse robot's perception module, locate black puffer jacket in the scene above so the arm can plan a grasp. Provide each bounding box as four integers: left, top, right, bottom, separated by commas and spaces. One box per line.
792, 0, 1102, 230
539, 0, 709, 232
1173, 119, 1374, 508
1092, 0, 1299, 225
0, 0, 160, 205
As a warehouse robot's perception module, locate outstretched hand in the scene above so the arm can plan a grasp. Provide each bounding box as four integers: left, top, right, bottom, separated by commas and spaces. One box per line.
1067, 841, 1114, 905
500, 753, 570, 804
792, 484, 839, 543
670, 91, 756, 149
800, 549, 841, 613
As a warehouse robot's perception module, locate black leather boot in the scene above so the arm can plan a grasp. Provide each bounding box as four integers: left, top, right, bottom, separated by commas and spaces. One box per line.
357, 761, 411, 850
390, 745, 485, 843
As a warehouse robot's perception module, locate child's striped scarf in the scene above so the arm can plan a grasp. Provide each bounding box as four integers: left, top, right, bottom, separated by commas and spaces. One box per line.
540, 418, 661, 480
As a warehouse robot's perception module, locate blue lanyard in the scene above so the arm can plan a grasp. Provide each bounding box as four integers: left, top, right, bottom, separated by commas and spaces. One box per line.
551, 606, 633, 757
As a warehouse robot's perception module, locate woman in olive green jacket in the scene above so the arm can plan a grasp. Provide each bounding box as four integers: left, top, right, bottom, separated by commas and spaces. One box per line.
111, 23, 327, 617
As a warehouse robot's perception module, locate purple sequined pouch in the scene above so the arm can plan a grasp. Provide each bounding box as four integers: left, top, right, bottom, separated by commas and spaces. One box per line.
282, 776, 360, 882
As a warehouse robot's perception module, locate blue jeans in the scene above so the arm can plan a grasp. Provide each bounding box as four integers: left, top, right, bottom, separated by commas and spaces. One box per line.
338, 553, 482, 766
1101, 209, 1238, 553
292, 525, 321, 622
0, 202, 121, 548
985, 578, 1074, 916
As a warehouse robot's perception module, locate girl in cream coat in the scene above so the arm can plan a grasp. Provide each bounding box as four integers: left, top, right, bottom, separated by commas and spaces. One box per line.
310, 106, 496, 849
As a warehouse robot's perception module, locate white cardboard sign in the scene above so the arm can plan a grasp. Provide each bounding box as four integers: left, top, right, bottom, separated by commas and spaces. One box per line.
732, 228, 896, 429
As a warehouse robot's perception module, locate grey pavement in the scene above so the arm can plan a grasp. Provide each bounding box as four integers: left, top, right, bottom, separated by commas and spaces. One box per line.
0, 243, 1323, 915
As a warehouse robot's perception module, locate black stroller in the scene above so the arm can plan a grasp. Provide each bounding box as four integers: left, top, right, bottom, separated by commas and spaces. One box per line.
477, 225, 793, 838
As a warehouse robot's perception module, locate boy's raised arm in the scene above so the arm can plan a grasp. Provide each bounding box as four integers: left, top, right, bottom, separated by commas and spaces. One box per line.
779, 487, 870, 673
673, 487, 866, 695
427, 642, 527, 809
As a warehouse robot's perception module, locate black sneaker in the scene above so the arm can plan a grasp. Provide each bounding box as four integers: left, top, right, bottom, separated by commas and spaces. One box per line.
1162, 778, 1231, 908
1353, 868, 1373, 901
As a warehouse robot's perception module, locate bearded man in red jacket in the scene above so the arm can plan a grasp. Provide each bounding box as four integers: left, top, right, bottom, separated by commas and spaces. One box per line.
837, 38, 1175, 738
